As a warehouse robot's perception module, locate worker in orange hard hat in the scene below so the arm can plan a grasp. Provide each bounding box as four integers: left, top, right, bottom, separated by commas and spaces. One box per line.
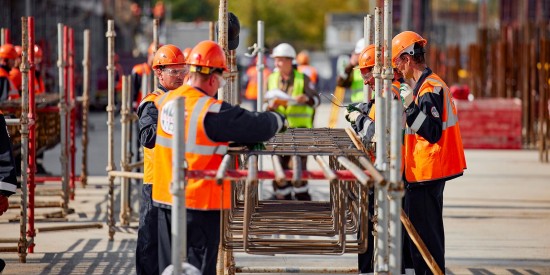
0, 44, 20, 100
135, 44, 187, 275
9, 45, 22, 93
296, 50, 318, 87
392, 31, 466, 274
345, 44, 404, 274
153, 40, 287, 275
33, 45, 46, 95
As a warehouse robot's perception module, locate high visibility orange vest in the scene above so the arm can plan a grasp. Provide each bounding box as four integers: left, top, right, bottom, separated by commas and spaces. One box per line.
403, 73, 466, 183
0, 67, 20, 100
132, 63, 152, 104
244, 66, 271, 100
34, 74, 45, 94
9, 68, 22, 91
138, 89, 165, 185
152, 85, 229, 210
297, 64, 318, 85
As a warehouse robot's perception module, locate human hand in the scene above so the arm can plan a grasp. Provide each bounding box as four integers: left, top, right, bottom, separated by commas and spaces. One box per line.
400, 83, 414, 108
0, 195, 9, 216
294, 94, 309, 104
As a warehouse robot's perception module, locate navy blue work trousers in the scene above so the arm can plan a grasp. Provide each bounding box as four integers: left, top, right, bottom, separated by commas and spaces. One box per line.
136, 184, 159, 275
403, 180, 446, 275
158, 207, 221, 275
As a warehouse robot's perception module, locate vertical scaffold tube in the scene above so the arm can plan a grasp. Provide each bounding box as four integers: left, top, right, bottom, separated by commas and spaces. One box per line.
27, 16, 37, 253
373, 6, 389, 274
389, 100, 404, 274
105, 20, 117, 241
120, 76, 130, 226
61, 25, 70, 216
172, 97, 186, 275
69, 27, 76, 200
363, 16, 372, 103
152, 19, 159, 90
217, 0, 229, 102
57, 23, 69, 216
81, 29, 90, 188
18, 17, 29, 262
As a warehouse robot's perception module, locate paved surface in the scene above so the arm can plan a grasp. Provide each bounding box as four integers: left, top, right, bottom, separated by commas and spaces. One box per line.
1, 103, 550, 274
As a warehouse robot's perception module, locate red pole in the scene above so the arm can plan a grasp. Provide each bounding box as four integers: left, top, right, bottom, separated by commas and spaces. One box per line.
27, 16, 36, 253
3, 28, 10, 44
69, 28, 76, 200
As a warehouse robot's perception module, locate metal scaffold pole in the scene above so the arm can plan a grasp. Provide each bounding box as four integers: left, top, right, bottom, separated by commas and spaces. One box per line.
217, 0, 230, 103
57, 23, 70, 217
81, 29, 90, 188
119, 76, 130, 226
363, 15, 373, 102
18, 17, 29, 262
171, 97, 187, 275
105, 19, 117, 241
153, 19, 159, 89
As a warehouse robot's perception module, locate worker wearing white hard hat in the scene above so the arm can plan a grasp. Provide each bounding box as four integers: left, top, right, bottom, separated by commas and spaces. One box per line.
336, 37, 366, 103
266, 42, 319, 201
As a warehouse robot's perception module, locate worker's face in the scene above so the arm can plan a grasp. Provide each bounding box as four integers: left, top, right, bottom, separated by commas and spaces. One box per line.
157, 64, 186, 90
360, 67, 374, 86
274, 57, 293, 76
394, 54, 414, 80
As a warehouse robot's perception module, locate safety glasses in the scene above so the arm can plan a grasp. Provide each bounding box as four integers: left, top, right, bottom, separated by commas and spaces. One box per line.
163, 67, 186, 76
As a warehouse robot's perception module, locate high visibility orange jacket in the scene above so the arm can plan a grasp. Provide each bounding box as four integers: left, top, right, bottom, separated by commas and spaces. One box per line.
403, 72, 466, 183
152, 85, 229, 210
0, 67, 20, 100
244, 66, 271, 100
131, 63, 152, 106
34, 72, 45, 94
138, 89, 165, 185
9, 68, 22, 92
297, 64, 318, 85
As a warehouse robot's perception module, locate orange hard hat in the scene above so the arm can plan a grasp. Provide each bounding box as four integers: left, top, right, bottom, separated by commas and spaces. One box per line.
357, 45, 376, 69
152, 44, 186, 69
296, 50, 310, 65
183, 47, 192, 62
391, 31, 427, 64
0, 44, 17, 59
187, 40, 228, 73
34, 45, 43, 59
148, 42, 164, 56
14, 45, 22, 57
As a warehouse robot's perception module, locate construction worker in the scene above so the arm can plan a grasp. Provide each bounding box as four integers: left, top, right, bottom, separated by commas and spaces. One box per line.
153, 40, 287, 275
0, 44, 19, 100
136, 44, 187, 275
242, 56, 271, 111
33, 45, 45, 94
345, 44, 403, 273
267, 43, 319, 201
296, 50, 318, 87
392, 31, 466, 273
0, 102, 18, 275
131, 43, 159, 109
336, 38, 366, 103
9, 45, 22, 92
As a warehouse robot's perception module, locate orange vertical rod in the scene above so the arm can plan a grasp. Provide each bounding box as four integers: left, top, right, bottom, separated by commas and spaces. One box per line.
69, 28, 76, 200
27, 16, 36, 253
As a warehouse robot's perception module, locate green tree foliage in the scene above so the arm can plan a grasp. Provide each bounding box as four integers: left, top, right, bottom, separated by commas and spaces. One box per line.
165, 0, 369, 50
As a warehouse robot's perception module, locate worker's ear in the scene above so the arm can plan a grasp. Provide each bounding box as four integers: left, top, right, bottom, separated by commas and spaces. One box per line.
154, 68, 163, 79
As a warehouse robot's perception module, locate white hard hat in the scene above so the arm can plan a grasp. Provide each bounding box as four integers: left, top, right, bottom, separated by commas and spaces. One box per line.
354, 38, 365, 54
272, 43, 296, 59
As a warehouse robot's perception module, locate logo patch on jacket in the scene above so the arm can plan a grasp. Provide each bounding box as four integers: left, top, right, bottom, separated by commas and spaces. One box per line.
431, 106, 440, 118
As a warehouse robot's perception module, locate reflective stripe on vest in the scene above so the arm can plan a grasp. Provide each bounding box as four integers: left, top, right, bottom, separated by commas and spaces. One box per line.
267, 70, 314, 128
403, 74, 466, 183
153, 85, 230, 210
140, 89, 165, 184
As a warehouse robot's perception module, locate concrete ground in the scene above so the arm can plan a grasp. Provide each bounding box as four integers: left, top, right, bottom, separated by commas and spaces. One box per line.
1, 102, 549, 274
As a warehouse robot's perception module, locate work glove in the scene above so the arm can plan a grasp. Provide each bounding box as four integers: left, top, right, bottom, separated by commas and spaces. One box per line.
345, 103, 364, 124
400, 83, 414, 109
